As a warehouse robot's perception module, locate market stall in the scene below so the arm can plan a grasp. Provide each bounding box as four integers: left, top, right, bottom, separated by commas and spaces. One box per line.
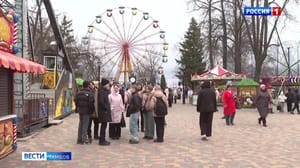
0, 8, 46, 159
191, 64, 246, 105
191, 64, 246, 81
237, 78, 259, 108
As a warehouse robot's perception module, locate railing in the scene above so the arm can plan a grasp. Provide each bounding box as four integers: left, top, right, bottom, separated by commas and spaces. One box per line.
22, 93, 49, 135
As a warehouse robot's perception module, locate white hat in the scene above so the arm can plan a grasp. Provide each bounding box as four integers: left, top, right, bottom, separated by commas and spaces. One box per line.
226, 81, 232, 86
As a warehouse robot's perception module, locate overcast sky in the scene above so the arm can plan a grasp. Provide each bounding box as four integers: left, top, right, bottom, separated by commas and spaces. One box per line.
33, 0, 300, 85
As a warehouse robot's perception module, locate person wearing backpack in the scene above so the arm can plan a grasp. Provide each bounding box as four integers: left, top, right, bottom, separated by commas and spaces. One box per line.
149, 85, 168, 143
75, 81, 95, 144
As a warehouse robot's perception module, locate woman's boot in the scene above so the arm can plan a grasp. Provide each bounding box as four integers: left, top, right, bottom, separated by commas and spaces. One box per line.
230, 113, 235, 125
262, 118, 267, 127
258, 117, 262, 125
225, 116, 230, 126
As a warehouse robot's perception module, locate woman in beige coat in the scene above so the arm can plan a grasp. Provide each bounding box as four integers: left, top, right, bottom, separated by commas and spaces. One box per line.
148, 85, 168, 143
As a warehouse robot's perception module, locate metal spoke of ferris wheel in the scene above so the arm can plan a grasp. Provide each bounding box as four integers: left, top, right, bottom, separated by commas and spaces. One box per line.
93, 45, 121, 51
111, 14, 125, 41
133, 47, 165, 57
128, 16, 145, 42
101, 19, 123, 42
102, 50, 122, 66
108, 52, 123, 78
130, 48, 158, 65
130, 50, 146, 67
122, 13, 126, 40
132, 42, 165, 48
129, 22, 153, 44
131, 32, 161, 46
89, 37, 118, 46
93, 27, 120, 43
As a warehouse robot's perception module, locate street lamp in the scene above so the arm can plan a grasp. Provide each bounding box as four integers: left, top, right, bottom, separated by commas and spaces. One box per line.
297, 41, 300, 75
182, 64, 186, 104
98, 61, 101, 81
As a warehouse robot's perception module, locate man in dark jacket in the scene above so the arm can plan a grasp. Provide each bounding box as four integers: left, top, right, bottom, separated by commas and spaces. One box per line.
87, 81, 99, 143
127, 85, 142, 144
292, 89, 300, 114
75, 81, 94, 144
286, 88, 294, 113
98, 78, 112, 145
197, 81, 217, 141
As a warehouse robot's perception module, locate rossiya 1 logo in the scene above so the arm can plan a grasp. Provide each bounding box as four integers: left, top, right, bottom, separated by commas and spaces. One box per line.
243, 6, 282, 16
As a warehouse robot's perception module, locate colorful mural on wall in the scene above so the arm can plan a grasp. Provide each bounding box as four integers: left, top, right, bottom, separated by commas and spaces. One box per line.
0, 117, 17, 159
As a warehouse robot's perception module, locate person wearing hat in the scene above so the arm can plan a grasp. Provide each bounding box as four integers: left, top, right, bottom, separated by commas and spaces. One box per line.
222, 81, 236, 126
98, 78, 112, 145
255, 84, 272, 127
75, 80, 95, 144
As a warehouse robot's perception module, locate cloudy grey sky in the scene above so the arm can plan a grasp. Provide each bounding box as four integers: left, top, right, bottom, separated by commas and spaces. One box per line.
33, 0, 300, 85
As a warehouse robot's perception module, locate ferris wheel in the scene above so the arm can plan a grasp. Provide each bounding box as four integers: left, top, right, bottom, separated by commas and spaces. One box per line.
83, 6, 168, 82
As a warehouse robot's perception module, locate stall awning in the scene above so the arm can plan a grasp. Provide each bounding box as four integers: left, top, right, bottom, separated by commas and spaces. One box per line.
0, 50, 46, 73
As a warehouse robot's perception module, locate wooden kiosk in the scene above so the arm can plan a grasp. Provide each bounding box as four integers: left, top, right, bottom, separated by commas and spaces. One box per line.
0, 8, 46, 159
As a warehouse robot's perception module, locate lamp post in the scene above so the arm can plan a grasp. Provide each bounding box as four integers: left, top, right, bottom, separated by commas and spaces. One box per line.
182, 64, 186, 104
157, 66, 163, 85
297, 41, 300, 75
98, 61, 101, 81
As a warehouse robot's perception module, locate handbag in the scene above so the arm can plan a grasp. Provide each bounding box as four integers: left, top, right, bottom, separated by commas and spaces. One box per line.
121, 113, 126, 128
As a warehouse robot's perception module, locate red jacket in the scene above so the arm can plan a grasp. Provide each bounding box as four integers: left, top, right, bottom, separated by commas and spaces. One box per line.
222, 89, 236, 115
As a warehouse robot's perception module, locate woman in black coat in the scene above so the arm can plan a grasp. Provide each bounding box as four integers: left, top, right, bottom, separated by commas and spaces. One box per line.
196, 81, 217, 141
98, 78, 112, 145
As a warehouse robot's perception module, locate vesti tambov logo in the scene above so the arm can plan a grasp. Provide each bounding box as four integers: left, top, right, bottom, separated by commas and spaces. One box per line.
22, 152, 47, 161
244, 6, 282, 16
22, 152, 72, 161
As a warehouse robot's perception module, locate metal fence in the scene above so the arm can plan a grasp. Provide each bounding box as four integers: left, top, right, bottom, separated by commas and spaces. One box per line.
22, 93, 49, 134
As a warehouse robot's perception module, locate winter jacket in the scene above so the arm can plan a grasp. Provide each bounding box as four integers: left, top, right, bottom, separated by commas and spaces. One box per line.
197, 88, 217, 113
222, 89, 236, 115
255, 89, 271, 118
75, 88, 94, 115
127, 91, 142, 115
109, 92, 124, 123
148, 90, 168, 117
98, 86, 112, 123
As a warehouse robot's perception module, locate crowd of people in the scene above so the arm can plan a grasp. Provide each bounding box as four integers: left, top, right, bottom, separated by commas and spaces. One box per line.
75, 78, 300, 144
74, 78, 169, 145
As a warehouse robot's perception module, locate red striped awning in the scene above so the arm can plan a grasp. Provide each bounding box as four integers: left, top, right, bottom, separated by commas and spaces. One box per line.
0, 50, 46, 73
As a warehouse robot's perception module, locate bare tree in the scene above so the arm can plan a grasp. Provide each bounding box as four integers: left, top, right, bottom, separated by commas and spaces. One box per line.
132, 49, 162, 84
236, 0, 295, 81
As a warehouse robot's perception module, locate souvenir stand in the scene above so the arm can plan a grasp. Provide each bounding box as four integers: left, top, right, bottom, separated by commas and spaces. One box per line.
0, 8, 46, 159
237, 78, 259, 108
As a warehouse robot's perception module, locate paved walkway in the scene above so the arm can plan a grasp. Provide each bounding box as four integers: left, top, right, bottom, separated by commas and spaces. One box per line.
2, 103, 300, 167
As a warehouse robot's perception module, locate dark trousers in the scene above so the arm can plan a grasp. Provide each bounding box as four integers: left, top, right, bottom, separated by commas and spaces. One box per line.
168, 99, 173, 107
88, 117, 99, 138
154, 117, 165, 142
109, 123, 121, 138
199, 112, 213, 137
99, 122, 108, 143
138, 111, 144, 131
287, 101, 293, 112
225, 112, 235, 125
77, 113, 90, 143
292, 102, 300, 113
174, 97, 177, 104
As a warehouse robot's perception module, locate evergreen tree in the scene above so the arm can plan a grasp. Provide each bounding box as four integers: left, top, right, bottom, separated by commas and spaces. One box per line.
160, 74, 167, 90
60, 16, 79, 72
176, 17, 206, 89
